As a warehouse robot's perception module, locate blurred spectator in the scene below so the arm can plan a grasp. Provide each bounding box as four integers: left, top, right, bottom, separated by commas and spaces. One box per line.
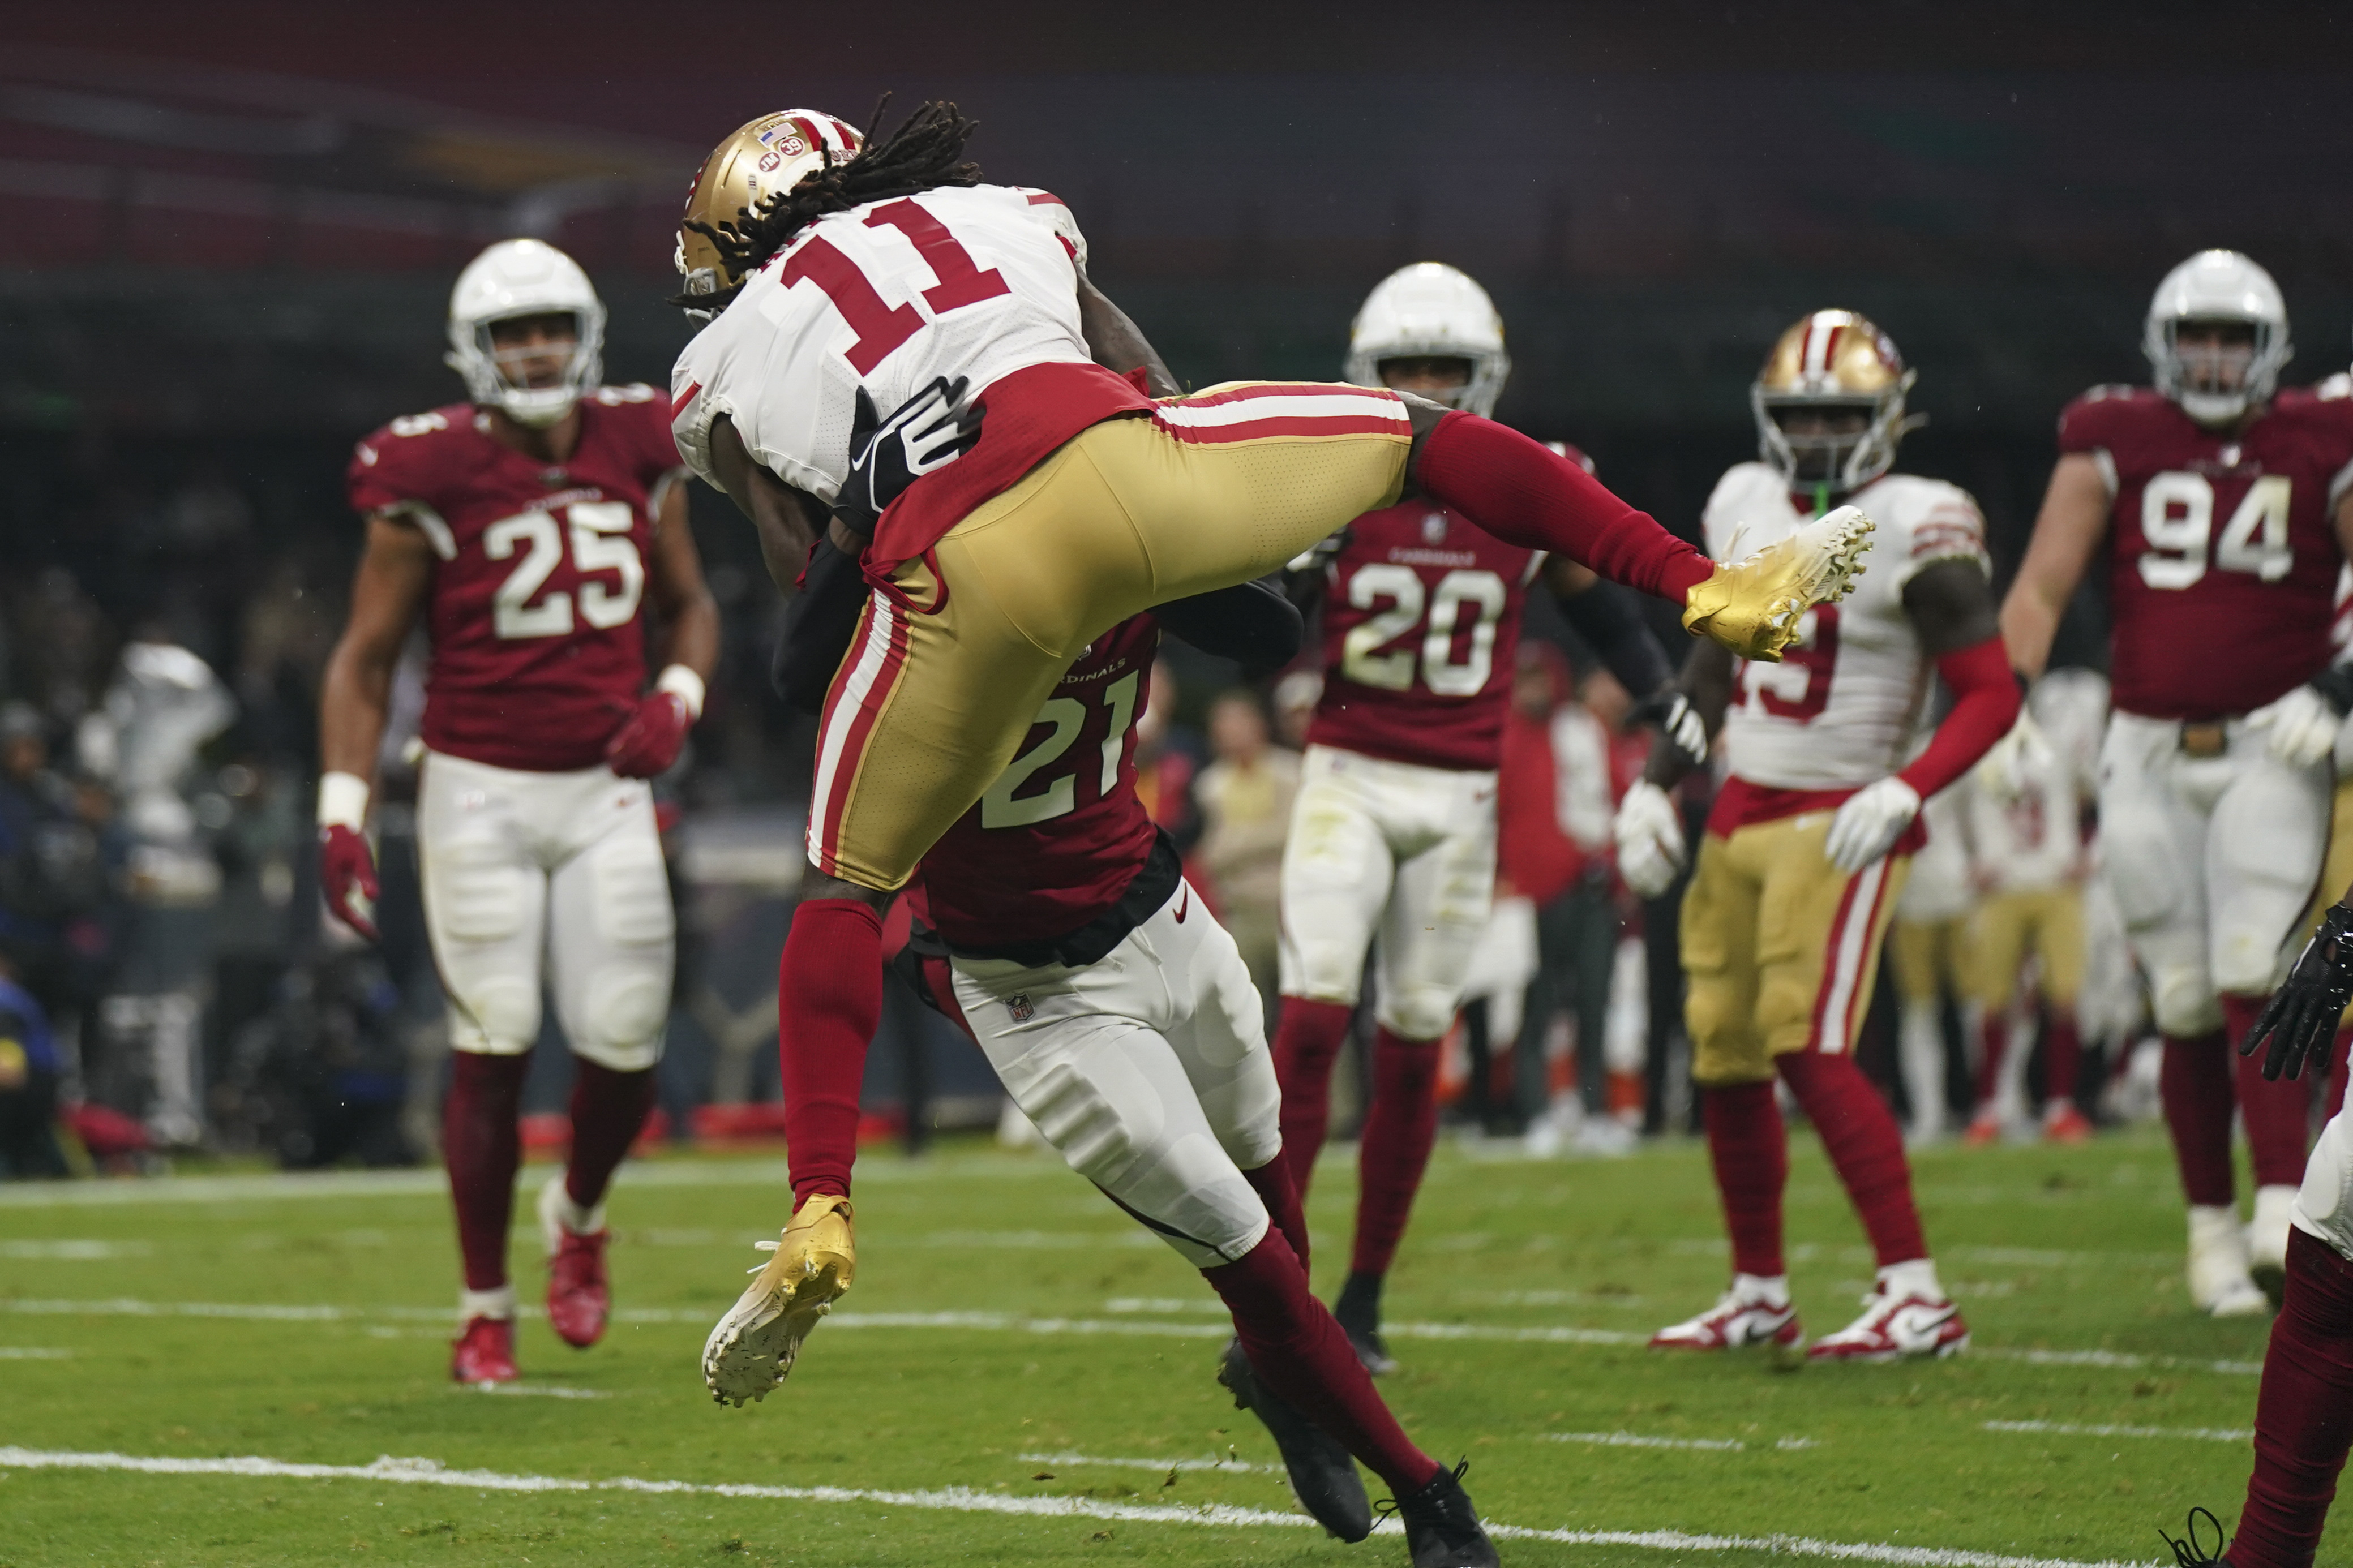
1194, 688, 1300, 1017
1271, 669, 1322, 752
1499, 643, 1630, 1153
0, 947, 68, 1178
1135, 658, 1205, 853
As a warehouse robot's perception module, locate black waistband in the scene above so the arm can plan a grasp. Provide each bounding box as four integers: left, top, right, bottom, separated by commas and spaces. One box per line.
925, 829, 1183, 971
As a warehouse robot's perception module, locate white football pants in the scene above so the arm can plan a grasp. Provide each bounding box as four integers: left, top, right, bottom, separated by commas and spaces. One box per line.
416, 749, 675, 1072
1275, 744, 1499, 1041
952, 879, 1281, 1270
2097, 712, 2330, 1037
2296, 1107, 2353, 1262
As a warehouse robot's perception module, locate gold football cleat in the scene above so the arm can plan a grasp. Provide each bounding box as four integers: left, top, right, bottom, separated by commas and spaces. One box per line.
1681, 504, 1875, 661
702, 1192, 856, 1406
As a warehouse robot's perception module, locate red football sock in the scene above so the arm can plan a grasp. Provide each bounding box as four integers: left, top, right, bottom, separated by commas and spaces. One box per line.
2161, 1029, 2237, 1208
1242, 1158, 1313, 1275
1974, 1012, 2008, 1114
1272, 997, 1355, 1201
1701, 1080, 1787, 1278
2328, 1027, 2353, 1123
2230, 993, 2317, 1189
564, 1059, 656, 1214
2231, 1230, 2353, 1568
1415, 411, 1713, 602
1350, 1028, 1442, 1279
444, 1051, 529, 1292
1201, 1228, 1440, 1494
1779, 1050, 1928, 1268
779, 899, 884, 1206
2043, 1014, 2082, 1104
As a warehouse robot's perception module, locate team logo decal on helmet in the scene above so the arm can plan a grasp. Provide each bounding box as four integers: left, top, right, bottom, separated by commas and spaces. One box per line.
675, 109, 864, 316
1751, 309, 1919, 496
2143, 249, 2291, 428
1344, 263, 1512, 419
443, 238, 606, 429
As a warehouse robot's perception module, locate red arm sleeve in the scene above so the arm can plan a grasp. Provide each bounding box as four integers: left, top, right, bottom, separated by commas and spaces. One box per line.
1417, 410, 1713, 603
1897, 635, 2022, 799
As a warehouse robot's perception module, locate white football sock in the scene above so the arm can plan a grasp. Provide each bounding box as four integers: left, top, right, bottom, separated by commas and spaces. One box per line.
460, 1284, 518, 1322
1877, 1258, 1943, 1302
1732, 1272, 1790, 1308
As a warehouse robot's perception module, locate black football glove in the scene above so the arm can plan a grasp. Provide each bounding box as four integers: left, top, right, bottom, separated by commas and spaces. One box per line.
832, 376, 984, 539
2243, 901, 2353, 1082
1629, 689, 1710, 769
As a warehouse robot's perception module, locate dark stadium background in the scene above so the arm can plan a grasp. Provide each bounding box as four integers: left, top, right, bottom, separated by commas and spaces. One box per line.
0, 1, 2345, 1150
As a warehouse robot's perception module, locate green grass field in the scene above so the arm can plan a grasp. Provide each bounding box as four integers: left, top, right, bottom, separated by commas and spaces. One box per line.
0, 1125, 2299, 1567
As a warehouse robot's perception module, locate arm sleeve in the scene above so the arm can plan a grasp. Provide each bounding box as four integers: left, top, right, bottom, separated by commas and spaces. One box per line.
1557, 577, 1673, 697
1152, 577, 1304, 668
769, 535, 872, 714
1896, 635, 2024, 800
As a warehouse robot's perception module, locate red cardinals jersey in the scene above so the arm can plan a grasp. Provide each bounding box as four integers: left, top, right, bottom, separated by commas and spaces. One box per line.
915, 615, 1161, 949
2060, 385, 2353, 720
346, 387, 686, 772
1305, 500, 1548, 772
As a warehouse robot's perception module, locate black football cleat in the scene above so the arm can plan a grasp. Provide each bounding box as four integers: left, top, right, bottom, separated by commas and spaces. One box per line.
1217, 1337, 1372, 1541
1335, 1270, 1399, 1375
2159, 1506, 2231, 1567
1381, 1459, 1499, 1568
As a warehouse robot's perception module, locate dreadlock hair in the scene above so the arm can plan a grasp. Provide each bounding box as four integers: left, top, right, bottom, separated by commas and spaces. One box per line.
674, 97, 984, 311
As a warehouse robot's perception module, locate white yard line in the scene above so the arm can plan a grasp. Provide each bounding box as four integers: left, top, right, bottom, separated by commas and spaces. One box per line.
1983, 1421, 2248, 1443
1976, 1347, 2261, 1378
0, 1446, 2161, 1567
0, 1348, 70, 1359
0, 1240, 152, 1260
460, 1383, 614, 1401
1544, 1432, 1819, 1453
1017, 1449, 1279, 1475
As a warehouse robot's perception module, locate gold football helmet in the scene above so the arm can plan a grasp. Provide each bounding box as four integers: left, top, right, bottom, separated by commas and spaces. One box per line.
1751, 309, 1918, 496
675, 109, 864, 308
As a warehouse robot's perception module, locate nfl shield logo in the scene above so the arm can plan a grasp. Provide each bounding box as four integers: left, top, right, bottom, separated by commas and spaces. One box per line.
1008, 994, 1034, 1023
1421, 512, 1447, 544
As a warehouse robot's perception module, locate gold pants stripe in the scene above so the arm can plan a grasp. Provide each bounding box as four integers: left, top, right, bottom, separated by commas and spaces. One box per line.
808, 396, 1411, 891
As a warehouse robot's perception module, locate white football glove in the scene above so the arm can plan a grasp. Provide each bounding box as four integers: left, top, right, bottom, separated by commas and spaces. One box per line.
1824, 776, 1922, 875
2249, 683, 2347, 770
1615, 779, 1687, 900
1973, 711, 2052, 804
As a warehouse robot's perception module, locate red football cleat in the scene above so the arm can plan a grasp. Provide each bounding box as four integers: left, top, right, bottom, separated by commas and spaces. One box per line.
2042, 1103, 2094, 1144
1649, 1287, 1802, 1354
548, 1227, 612, 1348
1806, 1287, 1969, 1363
451, 1316, 519, 1384
1961, 1112, 2003, 1147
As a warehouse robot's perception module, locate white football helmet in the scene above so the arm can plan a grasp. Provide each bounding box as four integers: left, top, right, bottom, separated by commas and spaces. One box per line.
444, 239, 606, 428
1344, 263, 1510, 417
2143, 250, 2291, 427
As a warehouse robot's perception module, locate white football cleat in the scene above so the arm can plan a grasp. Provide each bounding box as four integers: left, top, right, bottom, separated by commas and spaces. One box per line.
2188, 1204, 2271, 1319
2248, 1186, 2299, 1309
1806, 1286, 1969, 1363
1649, 1280, 1802, 1354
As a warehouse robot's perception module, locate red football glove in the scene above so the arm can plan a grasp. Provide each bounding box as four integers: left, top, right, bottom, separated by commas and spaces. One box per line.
319, 823, 380, 940
605, 691, 692, 779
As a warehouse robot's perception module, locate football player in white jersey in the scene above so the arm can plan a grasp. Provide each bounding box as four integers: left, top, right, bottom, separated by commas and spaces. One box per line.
1616, 311, 2020, 1361
663, 102, 1871, 1431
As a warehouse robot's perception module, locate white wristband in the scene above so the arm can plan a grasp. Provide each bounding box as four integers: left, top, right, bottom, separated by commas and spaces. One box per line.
655, 664, 706, 720
318, 771, 371, 831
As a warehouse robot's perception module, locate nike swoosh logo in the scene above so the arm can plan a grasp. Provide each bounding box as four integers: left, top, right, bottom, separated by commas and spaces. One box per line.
1175, 887, 1191, 923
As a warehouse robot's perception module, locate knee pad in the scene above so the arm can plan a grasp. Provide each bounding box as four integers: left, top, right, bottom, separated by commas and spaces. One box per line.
2212, 929, 2292, 999
1202, 1051, 1282, 1172
448, 980, 538, 1056
429, 837, 530, 944
2147, 961, 2224, 1038
592, 835, 675, 948
2296, 1112, 2353, 1261
572, 972, 668, 1071
1374, 986, 1460, 1044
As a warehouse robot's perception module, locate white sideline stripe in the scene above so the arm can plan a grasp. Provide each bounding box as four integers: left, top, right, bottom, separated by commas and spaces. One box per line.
0, 1446, 2161, 1567
1983, 1420, 2248, 1444
0, 1239, 152, 1259
0, 1348, 70, 1359
1017, 1450, 1279, 1476
0, 1448, 2165, 1568
1545, 1432, 1820, 1454
1, 1298, 2252, 1372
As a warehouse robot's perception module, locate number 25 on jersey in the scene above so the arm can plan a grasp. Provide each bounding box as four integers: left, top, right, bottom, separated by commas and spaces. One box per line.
484, 501, 644, 640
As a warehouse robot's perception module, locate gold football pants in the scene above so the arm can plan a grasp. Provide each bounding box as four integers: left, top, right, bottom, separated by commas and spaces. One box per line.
809, 386, 1411, 891
1888, 916, 1972, 1007
1969, 884, 2084, 1012
1680, 810, 1910, 1086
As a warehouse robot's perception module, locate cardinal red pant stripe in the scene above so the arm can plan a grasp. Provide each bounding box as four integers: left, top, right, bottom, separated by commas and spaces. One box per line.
808, 594, 912, 880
